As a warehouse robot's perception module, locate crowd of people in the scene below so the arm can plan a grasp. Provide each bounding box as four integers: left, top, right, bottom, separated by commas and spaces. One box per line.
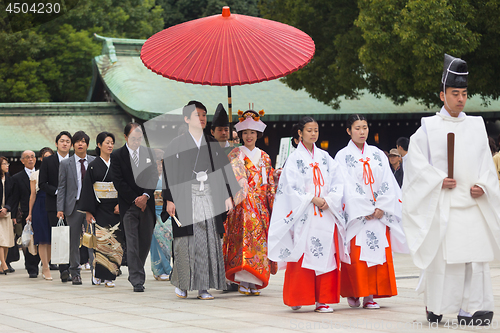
0, 54, 499, 326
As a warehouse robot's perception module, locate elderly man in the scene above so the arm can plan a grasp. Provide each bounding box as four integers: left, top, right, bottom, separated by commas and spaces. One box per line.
403, 54, 500, 326
8, 150, 40, 277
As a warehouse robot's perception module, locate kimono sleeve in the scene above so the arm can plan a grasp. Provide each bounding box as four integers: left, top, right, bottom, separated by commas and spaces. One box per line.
268, 153, 313, 263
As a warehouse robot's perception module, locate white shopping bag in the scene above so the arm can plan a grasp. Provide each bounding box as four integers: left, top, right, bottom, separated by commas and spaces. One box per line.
51, 218, 69, 264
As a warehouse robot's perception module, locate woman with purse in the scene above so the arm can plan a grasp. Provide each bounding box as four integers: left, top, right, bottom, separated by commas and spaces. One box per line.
0, 156, 14, 274
80, 132, 123, 288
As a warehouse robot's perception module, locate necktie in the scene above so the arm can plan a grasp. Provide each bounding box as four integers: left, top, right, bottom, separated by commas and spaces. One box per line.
79, 159, 86, 179
132, 150, 139, 167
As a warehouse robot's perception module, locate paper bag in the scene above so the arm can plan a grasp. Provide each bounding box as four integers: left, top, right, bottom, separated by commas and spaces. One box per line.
51, 218, 69, 264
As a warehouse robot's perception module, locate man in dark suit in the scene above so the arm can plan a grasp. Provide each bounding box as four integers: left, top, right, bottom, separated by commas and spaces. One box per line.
39, 131, 72, 282
57, 131, 95, 285
111, 123, 157, 292
8, 150, 40, 277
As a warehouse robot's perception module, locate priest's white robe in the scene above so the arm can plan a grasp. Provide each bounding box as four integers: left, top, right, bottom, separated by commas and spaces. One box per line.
268, 143, 349, 275
402, 107, 500, 314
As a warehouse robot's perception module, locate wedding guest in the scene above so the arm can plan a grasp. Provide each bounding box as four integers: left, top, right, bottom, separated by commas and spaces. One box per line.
0, 157, 14, 274
150, 148, 172, 281
57, 131, 95, 285
9, 150, 41, 278
39, 131, 72, 282
111, 123, 157, 292
80, 132, 123, 288
27, 147, 54, 280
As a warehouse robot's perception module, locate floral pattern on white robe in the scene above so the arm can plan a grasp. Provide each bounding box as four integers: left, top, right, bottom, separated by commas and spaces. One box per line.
335, 140, 408, 266
268, 143, 349, 275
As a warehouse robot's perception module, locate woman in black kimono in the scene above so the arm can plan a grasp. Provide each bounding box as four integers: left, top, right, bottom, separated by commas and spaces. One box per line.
80, 132, 123, 287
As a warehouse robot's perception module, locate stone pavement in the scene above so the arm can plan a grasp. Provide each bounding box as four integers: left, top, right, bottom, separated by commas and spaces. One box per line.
0, 253, 499, 333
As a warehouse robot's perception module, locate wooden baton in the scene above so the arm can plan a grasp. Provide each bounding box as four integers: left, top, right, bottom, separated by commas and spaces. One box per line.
447, 132, 455, 179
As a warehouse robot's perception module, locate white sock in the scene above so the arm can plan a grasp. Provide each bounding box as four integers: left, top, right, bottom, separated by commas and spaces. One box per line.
240, 282, 249, 288
459, 309, 472, 317
363, 295, 374, 303
316, 302, 326, 307
198, 289, 208, 295
249, 283, 256, 289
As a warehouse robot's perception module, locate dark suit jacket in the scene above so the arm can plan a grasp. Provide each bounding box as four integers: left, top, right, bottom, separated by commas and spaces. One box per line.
9, 169, 31, 218
39, 153, 61, 212
0, 173, 14, 212
111, 144, 157, 222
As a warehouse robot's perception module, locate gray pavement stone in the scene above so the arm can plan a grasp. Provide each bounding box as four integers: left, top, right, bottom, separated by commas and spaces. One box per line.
0, 252, 499, 332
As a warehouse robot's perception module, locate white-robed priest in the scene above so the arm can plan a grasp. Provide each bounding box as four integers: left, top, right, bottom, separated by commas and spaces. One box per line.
402, 54, 500, 326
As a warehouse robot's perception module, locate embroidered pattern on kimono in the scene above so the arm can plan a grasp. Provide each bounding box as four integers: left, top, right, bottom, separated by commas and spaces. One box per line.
223, 148, 276, 288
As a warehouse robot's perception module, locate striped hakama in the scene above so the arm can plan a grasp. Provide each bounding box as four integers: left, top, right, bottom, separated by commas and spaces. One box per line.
170, 184, 226, 291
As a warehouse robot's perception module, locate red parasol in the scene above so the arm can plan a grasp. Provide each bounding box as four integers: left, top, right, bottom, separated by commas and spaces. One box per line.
140, 6, 315, 137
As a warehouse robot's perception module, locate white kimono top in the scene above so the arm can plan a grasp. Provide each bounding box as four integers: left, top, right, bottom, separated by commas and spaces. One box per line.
268, 142, 348, 275
402, 108, 500, 269
335, 140, 408, 267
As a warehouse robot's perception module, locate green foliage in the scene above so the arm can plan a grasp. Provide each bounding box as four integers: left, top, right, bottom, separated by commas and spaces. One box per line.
0, 0, 164, 102
260, 0, 365, 109
357, 0, 480, 106
158, 0, 260, 28
260, 0, 500, 108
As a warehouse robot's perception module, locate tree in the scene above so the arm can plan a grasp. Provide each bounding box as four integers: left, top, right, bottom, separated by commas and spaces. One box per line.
260, 0, 500, 108
157, 0, 260, 28
356, 0, 481, 106
259, 0, 366, 109
0, 0, 164, 102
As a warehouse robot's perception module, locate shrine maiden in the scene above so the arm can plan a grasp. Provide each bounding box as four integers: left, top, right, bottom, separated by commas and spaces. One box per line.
335, 114, 408, 309
268, 116, 349, 313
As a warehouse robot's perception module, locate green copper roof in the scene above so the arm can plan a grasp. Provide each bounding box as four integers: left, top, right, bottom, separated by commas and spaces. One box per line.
91, 34, 500, 122
0, 102, 129, 156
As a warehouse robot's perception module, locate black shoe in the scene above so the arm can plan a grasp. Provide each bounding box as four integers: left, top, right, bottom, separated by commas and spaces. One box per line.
60, 270, 70, 282
7, 264, 15, 273
133, 284, 145, 292
72, 275, 82, 285
29, 273, 38, 278
49, 264, 58, 271
426, 307, 443, 323
117, 268, 122, 277
0, 270, 6, 275
223, 283, 239, 293
458, 311, 494, 326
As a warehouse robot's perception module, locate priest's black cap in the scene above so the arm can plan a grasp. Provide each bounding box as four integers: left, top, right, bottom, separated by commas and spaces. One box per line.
212, 103, 229, 129
441, 54, 468, 88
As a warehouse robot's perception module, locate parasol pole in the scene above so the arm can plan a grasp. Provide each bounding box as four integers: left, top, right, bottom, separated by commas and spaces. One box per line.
228, 85, 234, 147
